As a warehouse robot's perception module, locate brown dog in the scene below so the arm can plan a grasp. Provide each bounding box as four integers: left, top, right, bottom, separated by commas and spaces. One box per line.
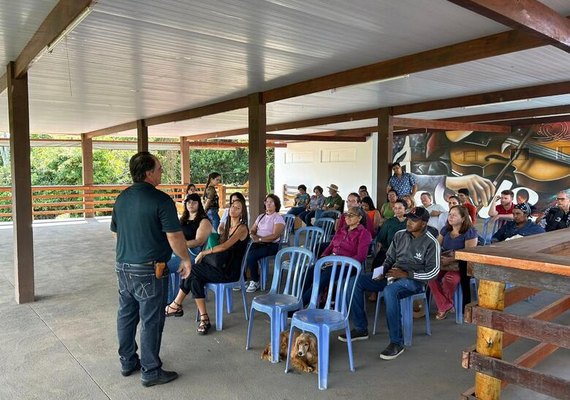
261, 330, 318, 373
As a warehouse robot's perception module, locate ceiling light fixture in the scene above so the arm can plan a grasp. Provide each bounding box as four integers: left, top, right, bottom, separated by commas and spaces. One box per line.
30, 6, 93, 65
463, 99, 531, 109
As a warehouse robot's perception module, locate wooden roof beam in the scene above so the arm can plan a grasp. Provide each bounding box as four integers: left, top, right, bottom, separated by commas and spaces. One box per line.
443, 104, 570, 124
448, 0, 570, 52
392, 117, 511, 133
266, 134, 368, 143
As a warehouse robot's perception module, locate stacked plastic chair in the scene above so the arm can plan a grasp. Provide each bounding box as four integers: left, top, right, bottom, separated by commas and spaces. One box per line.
245, 247, 314, 363
285, 256, 362, 390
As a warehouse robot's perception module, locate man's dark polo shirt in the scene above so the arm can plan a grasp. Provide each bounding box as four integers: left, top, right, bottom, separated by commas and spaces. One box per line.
111, 182, 181, 264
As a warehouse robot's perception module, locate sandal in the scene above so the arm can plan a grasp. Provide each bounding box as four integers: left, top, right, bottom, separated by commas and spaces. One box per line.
197, 313, 211, 335
165, 301, 184, 317
435, 307, 455, 320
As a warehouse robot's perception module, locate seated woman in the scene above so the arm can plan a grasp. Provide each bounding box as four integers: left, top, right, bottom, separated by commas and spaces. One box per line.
219, 192, 248, 236
165, 197, 249, 335
167, 193, 213, 273
379, 189, 398, 225
401, 194, 415, 211
298, 186, 325, 227
361, 196, 382, 235
287, 184, 310, 216
302, 207, 372, 306
428, 205, 477, 320
245, 194, 286, 293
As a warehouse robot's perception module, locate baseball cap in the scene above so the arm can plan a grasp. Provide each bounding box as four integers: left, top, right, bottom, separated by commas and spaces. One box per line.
404, 207, 430, 222
514, 202, 532, 215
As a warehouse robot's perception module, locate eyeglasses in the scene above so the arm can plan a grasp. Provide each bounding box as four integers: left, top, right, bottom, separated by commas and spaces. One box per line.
345, 212, 359, 218
556, 197, 568, 201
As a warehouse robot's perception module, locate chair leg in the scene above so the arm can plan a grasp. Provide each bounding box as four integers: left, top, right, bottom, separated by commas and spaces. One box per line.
241, 285, 249, 321
284, 325, 296, 373
245, 308, 256, 350
270, 310, 282, 363
373, 292, 382, 335
215, 287, 224, 331
317, 327, 330, 390
423, 295, 431, 335
454, 285, 463, 325
344, 326, 355, 372
226, 287, 234, 314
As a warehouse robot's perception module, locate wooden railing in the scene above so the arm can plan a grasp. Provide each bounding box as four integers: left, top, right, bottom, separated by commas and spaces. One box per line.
0, 184, 249, 220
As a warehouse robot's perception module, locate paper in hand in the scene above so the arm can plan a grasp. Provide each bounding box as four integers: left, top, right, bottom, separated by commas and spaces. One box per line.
372, 266, 384, 280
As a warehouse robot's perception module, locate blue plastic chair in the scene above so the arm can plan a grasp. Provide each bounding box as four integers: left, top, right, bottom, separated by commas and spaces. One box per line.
245, 247, 314, 363
203, 240, 252, 331
373, 288, 431, 345
313, 217, 335, 243
400, 291, 431, 346
258, 214, 296, 290
293, 226, 324, 257
454, 284, 463, 324
167, 246, 201, 304
285, 256, 362, 390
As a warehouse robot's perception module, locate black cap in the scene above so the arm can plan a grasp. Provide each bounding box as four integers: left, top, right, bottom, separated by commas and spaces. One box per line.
404, 207, 430, 222
514, 202, 531, 215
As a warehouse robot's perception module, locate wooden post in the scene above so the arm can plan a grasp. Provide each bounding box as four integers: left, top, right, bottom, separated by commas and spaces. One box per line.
81, 133, 94, 218
7, 61, 34, 303
248, 92, 266, 217
376, 108, 393, 206
180, 137, 190, 185
137, 119, 148, 152
475, 279, 506, 400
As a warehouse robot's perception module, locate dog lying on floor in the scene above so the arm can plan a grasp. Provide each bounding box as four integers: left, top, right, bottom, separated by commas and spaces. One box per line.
261, 330, 318, 373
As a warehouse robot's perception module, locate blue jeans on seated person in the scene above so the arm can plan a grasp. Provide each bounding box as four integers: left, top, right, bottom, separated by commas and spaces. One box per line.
287, 206, 305, 216
115, 262, 169, 381
349, 273, 424, 346
315, 210, 339, 220
246, 242, 280, 282
299, 210, 316, 226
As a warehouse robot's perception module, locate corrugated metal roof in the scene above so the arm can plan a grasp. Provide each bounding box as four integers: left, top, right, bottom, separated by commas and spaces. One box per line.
0, 0, 568, 137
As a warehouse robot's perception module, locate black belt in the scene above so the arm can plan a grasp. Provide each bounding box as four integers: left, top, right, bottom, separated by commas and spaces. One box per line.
119, 261, 154, 267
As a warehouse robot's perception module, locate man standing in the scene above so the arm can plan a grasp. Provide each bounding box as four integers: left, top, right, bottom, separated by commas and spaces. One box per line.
491, 203, 544, 242
536, 191, 570, 232
419, 192, 446, 230
488, 190, 515, 229
457, 188, 477, 223
111, 152, 192, 387
387, 162, 417, 197
339, 207, 440, 360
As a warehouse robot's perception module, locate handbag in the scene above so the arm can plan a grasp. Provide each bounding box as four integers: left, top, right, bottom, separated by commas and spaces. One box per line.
440, 249, 459, 272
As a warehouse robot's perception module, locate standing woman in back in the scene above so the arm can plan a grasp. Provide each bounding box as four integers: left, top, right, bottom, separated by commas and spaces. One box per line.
203, 172, 222, 231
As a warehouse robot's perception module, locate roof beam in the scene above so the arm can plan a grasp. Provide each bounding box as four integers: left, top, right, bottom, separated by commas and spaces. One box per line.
443, 104, 570, 124
84, 121, 138, 139
262, 23, 552, 103
392, 81, 570, 115
186, 127, 248, 141
0, 0, 94, 94
448, 0, 570, 52
266, 134, 368, 143
392, 117, 511, 133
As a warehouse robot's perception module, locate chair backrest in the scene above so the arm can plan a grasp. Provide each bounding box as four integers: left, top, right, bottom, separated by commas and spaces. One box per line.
281, 214, 296, 245
293, 226, 324, 256
309, 256, 362, 318
269, 246, 314, 297
238, 240, 254, 283
314, 217, 335, 242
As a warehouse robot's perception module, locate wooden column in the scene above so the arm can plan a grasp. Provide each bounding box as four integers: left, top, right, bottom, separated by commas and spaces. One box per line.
7, 61, 34, 304
248, 92, 266, 216
137, 119, 148, 152
376, 108, 393, 206
180, 137, 190, 185
81, 134, 94, 218
475, 279, 506, 400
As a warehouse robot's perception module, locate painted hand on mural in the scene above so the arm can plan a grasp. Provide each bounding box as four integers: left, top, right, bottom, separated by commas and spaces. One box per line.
446, 174, 495, 206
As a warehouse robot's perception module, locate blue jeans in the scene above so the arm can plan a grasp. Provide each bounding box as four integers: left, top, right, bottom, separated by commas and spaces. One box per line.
287, 206, 305, 216
315, 210, 339, 220
246, 242, 280, 282
116, 262, 169, 380
207, 208, 220, 231
299, 210, 316, 226
349, 273, 424, 346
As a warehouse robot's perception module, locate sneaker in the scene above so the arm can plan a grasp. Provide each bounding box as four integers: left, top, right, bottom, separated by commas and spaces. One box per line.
232, 283, 243, 292
379, 343, 405, 360
246, 281, 260, 293
337, 329, 369, 342
141, 369, 178, 387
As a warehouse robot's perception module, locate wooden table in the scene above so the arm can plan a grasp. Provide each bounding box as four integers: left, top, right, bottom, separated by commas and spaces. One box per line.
456, 229, 570, 400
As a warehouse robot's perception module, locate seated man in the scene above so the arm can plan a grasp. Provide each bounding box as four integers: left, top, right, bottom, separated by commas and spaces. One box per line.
491, 203, 544, 242
536, 191, 570, 232
339, 207, 440, 361
315, 184, 343, 220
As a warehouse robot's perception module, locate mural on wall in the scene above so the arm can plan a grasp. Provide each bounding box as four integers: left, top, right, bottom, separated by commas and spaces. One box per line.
392, 121, 570, 218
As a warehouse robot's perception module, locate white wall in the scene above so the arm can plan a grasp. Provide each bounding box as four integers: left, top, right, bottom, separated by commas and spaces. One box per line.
274, 135, 378, 206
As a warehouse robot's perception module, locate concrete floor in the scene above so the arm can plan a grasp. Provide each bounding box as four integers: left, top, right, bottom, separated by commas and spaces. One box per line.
0, 217, 567, 400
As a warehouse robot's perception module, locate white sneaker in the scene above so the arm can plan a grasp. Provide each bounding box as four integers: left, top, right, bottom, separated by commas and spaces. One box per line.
246, 281, 260, 293
232, 284, 242, 292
